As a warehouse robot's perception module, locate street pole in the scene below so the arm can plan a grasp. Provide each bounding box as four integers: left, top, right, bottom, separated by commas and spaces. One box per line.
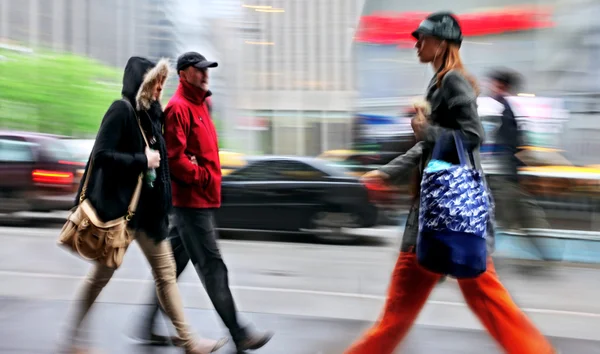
52, 0, 65, 52
28, 0, 38, 48
1, 0, 9, 41
116, 0, 122, 66
85, 0, 90, 56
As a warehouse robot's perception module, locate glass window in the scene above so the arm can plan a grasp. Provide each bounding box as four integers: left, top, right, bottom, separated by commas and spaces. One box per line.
38, 139, 74, 162
0, 139, 35, 163
272, 160, 327, 181
232, 160, 329, 181
61, 139, 94, 164
231, 161, 278, 181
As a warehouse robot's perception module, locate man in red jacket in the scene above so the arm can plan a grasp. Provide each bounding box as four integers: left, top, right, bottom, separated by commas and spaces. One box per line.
137, 52, 272, 351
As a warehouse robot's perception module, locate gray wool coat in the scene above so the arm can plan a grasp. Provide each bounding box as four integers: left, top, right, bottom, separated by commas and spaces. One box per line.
380, 70, 496, 254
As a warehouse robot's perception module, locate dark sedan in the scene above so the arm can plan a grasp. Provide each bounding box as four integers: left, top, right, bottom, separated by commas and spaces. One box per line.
216, 156, 379, 242
0, 131, 84, 213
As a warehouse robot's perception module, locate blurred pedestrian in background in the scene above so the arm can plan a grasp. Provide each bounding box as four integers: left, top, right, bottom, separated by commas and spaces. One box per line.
486, 68, 561, 271
135, 52, 273, 352
345, 12, 556, 354
62, 56, 227, 354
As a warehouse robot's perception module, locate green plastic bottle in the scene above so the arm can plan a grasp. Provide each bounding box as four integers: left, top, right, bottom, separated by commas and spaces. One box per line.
146, 149, 157, 188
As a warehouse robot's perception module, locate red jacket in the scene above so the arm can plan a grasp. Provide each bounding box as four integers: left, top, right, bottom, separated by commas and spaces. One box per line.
164, 78, 221, 208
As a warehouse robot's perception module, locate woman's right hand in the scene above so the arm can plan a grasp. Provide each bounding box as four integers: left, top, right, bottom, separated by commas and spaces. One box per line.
411, 107, 428, 141
360, 170, 390, 184
146, 147, 161, 169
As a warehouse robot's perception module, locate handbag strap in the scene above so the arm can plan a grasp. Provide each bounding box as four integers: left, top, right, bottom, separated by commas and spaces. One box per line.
451, 131, 469, 166
431, 130, 473, 168
78, 98, 149, 221
124, 98, 150, 219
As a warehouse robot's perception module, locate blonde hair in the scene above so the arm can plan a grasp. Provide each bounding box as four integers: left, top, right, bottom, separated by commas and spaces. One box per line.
436, 43, 480, 96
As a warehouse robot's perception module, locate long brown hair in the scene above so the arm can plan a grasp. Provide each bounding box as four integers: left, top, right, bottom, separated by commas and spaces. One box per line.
409, 44, 479, 201
436, 43, 480, 96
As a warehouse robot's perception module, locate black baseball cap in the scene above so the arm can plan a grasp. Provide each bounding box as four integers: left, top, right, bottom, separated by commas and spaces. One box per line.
411, 12, 463, 45
176, 52, 218, 72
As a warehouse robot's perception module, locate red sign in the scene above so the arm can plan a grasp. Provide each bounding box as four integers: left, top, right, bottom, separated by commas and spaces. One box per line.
355, 6, 555, 46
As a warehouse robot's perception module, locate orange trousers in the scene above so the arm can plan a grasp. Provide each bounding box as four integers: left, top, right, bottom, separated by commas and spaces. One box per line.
345, 252, 555, 354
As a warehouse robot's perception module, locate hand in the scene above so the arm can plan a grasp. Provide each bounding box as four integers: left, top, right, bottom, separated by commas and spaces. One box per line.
360, 170, 390, 184
145, 147, 161, 169
411, 114, 427, 141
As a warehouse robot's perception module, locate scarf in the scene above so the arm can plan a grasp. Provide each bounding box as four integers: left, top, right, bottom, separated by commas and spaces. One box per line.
138, 101, 173, 240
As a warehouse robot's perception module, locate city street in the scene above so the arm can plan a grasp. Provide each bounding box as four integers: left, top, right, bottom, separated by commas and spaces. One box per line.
3, 0, 600, 353
1, 226, 600, 353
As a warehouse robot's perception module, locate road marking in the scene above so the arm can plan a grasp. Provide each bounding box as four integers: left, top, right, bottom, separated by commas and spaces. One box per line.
1, 269, 600, 319
0, 229, 397, 253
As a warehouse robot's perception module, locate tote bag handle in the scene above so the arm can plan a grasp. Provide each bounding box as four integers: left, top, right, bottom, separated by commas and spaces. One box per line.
431, 130, 472, 167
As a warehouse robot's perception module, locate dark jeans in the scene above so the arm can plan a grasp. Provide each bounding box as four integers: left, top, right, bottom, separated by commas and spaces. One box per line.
142, 207, 247, 343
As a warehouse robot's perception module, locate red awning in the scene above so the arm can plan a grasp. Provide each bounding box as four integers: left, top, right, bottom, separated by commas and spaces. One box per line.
355, 6, 555, 47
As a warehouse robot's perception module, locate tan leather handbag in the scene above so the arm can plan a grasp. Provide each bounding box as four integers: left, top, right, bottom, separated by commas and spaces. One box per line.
58, 108, 149, 269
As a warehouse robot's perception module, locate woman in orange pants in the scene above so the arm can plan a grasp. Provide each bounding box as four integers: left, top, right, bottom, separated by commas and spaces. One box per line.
347, 12, 556, 354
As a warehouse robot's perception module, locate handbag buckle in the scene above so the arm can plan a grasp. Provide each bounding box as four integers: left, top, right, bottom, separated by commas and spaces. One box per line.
79, 187, 87, 203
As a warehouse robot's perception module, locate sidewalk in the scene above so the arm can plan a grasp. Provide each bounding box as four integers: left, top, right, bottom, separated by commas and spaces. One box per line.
4, 212, 600, 265
2, 297, 598, 354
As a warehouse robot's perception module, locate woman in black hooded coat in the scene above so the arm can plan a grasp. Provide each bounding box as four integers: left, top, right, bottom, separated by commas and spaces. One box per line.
64, 57, 227, 354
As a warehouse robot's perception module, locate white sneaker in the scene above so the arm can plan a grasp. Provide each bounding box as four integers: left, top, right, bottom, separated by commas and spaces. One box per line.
185, 337, 228, 354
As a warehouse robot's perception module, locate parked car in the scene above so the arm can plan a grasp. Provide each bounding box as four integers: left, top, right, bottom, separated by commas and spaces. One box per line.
219, 150, 247, 176
215, 155, 379, 242
60, 138, 248, 177
318, 150, 414, 223
0, 131, 85, 213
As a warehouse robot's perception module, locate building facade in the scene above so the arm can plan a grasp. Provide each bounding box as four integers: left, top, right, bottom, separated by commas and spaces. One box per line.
0, 0, 177, 67
232, 0, 365, 156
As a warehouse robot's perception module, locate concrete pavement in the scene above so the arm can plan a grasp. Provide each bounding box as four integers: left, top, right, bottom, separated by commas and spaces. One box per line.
1, 226, 600, 353
4, 211, 600, 264
3, 297, 600, 354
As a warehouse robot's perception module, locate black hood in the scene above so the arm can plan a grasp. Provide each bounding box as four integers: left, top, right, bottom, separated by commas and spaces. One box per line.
121, 56, 157, 106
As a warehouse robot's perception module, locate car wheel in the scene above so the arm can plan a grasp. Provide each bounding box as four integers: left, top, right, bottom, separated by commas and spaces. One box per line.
307, 210, 363, 244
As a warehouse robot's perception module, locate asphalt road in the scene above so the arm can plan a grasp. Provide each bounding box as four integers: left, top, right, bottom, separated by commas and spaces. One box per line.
1, 226, 600, 353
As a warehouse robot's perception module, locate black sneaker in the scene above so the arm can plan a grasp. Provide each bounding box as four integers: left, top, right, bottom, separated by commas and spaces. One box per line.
236, 331, 273, 351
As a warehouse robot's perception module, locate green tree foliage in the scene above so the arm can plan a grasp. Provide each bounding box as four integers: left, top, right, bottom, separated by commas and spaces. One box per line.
0, 49, 121, 136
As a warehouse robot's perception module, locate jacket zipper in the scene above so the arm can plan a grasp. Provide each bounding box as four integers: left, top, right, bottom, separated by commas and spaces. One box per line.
197, 103, 218, 150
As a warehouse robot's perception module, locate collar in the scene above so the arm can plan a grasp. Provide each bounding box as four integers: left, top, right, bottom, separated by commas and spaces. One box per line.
177, 77, 208, 105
